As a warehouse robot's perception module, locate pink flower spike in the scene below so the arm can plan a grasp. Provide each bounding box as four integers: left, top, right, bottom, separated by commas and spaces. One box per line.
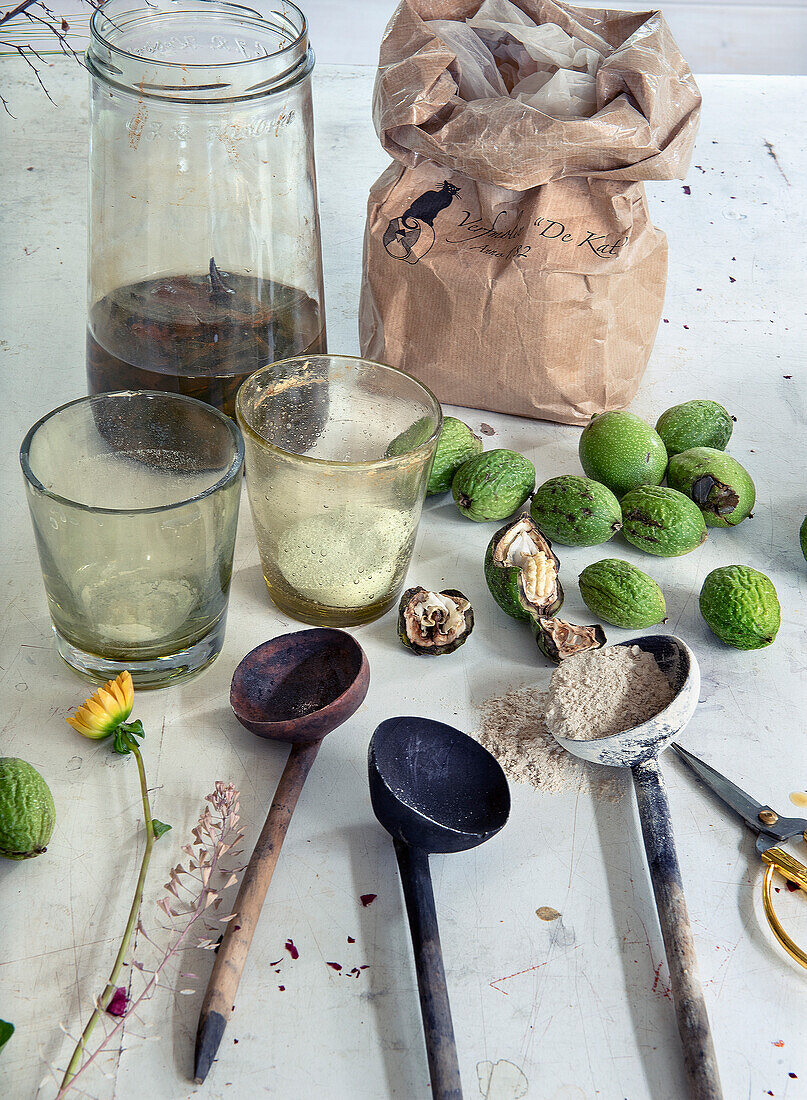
106, 987, 128, 1017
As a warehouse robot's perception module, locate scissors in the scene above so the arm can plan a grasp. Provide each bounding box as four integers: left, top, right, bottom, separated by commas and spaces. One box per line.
672, 743, 807, 969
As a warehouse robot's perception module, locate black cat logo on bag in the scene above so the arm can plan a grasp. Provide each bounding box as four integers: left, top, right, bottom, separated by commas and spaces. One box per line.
383, 181, 460, 264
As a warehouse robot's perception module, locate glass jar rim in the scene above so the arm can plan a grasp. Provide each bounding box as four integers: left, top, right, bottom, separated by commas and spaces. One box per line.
20, 389, 245, 516
235, 354, 444, 469
86, 0, 312, 103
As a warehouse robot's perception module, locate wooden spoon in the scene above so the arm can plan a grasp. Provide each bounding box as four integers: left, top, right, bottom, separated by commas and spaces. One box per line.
194, 628, 369, 1083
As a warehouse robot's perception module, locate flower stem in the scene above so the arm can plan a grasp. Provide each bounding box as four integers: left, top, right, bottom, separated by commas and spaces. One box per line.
59, 744, 155, 1095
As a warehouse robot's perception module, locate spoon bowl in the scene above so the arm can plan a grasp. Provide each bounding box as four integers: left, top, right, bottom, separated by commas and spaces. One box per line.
553, 635, 700, 767
230, 627, 370, 743
369, 715, 510, 853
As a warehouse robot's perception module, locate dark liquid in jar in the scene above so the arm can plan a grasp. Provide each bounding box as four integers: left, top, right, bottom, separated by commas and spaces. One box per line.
86, 269, 326, 418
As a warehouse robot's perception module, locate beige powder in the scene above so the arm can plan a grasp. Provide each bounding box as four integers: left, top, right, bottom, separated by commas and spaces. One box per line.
475, 683, 625, 802
475, 646, 676, 801
545, 645, 676, 742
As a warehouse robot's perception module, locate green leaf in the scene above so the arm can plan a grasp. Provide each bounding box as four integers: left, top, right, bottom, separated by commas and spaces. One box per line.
152, 819, 172, 840
112, 720, 145, 756
0, 1020, 14, 1053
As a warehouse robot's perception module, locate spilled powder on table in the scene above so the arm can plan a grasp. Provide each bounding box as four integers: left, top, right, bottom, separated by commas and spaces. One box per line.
475, 683, 625, 802
477, 646, 678, 799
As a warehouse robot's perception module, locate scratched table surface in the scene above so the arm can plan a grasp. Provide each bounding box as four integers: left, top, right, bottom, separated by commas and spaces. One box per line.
1, 60, 806, 1100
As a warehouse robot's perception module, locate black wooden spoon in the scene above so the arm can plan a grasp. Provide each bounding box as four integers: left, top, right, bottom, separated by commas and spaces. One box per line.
368, 716, 510, 1100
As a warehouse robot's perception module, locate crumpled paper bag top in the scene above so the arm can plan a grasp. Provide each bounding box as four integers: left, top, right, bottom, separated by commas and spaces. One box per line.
438, 0, 604, 116
374, 0, 701, 189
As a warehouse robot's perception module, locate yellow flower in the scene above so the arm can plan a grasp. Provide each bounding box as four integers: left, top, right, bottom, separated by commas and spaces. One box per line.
66, 671, 134, 739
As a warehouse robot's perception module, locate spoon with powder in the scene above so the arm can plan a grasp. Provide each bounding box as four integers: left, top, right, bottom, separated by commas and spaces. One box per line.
547, 636, 723, 1100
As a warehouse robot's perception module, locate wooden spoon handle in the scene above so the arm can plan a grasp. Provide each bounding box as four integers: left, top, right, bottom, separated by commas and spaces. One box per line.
394, 839, 463, 1100
632, 758, 723, 1100
194, 739, 321, 1083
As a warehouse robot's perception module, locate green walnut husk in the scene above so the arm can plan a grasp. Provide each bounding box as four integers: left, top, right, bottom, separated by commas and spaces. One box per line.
530, 475, 622, 547
0, 1019, 13, 1053
427, 417, 483, 495
0, 758, 55, 860
579, 559, 667, 628
578, 411, 667, 498
655, 399, 734, 457
667, 447, 755, 527
484, 515, 563, 622
801, 516, 807, 563
452, 449, 535, 522
699, 565, 780, 650
398, 587, 474, 656
385, 416, 435, 458
620, 485, 708, 556
533, 616, 607, 663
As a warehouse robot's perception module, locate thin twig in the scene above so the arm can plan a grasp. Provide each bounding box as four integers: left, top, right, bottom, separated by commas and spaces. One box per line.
0, 0, 96, 114
0, 0, 40, 28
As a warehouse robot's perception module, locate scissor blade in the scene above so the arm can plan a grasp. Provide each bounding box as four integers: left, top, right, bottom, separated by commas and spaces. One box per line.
671, 743, 769, 833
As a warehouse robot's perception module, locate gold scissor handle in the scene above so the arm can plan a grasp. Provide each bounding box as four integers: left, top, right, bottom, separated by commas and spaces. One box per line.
761, 845, 807, 969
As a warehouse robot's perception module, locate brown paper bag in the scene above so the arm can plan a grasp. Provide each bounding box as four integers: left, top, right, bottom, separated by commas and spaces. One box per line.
359, 0, 701, 424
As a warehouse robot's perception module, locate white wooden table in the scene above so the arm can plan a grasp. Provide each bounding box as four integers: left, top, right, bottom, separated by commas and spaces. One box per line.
1, 62, 806, 1100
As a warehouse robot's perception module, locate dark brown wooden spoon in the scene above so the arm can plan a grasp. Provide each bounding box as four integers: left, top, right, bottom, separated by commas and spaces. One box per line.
194, 628, 369, 1084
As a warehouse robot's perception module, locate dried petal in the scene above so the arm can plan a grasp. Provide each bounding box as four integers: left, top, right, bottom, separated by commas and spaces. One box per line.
106, 987, 127, 1017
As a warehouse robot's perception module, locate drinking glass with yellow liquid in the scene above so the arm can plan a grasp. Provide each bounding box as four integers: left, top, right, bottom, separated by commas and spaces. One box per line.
20, 391, 243, 687
237, 355, 441, 626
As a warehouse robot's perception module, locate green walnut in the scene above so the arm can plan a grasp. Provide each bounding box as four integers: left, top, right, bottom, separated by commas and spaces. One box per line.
699, 565, 780, 649
533, 616, 607, 663
655, 399, 734, 457
620, 485, 708, 556
801, 516, 807, 563
667, 447, 755, 527
398, 587, 474, 655
452, 449, 535, 522
0, 758, 55, 861
385, 415, 435, 458
579, 559, 667, 628
484, 515, 563, 622
425, 417, 483, 495
578, 411, 667, 498
529, 475, 622, 547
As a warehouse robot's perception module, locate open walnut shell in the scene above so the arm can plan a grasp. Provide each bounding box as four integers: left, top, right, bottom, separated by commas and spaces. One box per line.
398, 587, 474, 656
484, 514, 563, 622
533, 616, 607, 663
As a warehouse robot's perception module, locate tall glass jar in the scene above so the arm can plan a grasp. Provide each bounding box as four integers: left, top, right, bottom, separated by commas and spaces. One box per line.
85, 0, 326, 417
